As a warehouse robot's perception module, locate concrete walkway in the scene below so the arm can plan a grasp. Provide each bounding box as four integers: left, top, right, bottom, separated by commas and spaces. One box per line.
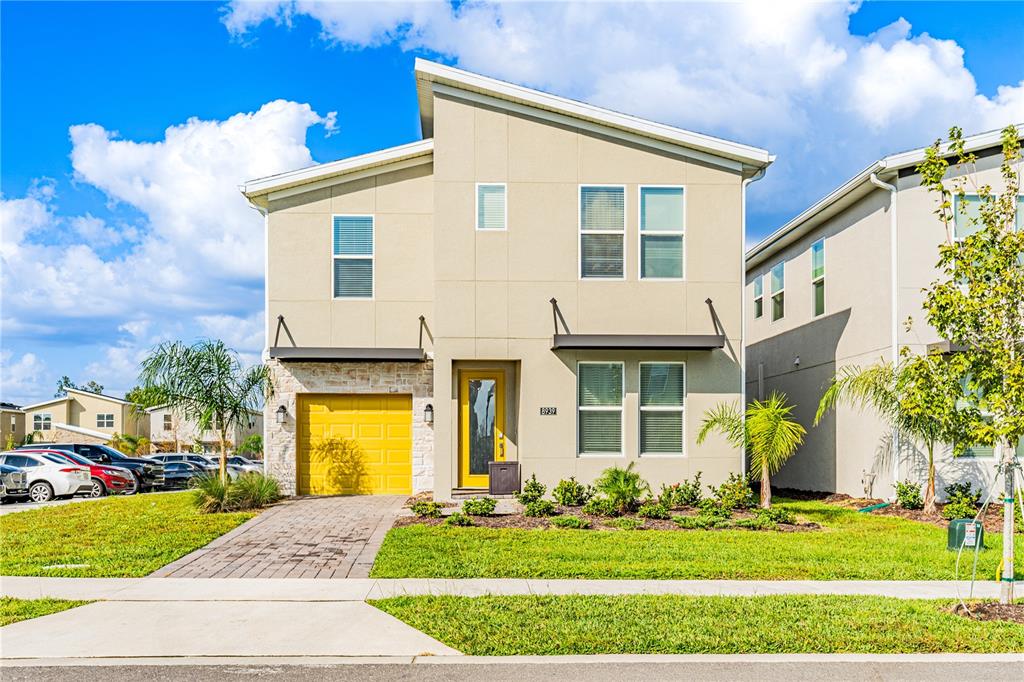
1, 576, 1001, 601
150, 495, 406, 579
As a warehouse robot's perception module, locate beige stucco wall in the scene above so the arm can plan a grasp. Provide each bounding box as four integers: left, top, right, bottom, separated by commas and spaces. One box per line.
1, 409, 25, 447
23, 398, 70, 440
430, 93, 745, 498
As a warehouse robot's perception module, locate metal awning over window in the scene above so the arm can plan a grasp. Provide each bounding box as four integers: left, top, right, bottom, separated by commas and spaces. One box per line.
548, 298, 726, 351
269, 315, 429, 363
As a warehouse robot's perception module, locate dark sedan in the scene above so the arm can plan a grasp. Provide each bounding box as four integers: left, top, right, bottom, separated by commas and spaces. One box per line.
162, 461, 207, 489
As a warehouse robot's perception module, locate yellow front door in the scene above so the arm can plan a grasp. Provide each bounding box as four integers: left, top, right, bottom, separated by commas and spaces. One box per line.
296, 394, 412, 495
459, 371, 505, 488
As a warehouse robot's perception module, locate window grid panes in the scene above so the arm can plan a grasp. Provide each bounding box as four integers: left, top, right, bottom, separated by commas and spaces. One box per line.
580, 186, 625, 279
476, 184, 506, 230
577, 362, 623, 455
811, 239, 825, 317
33, 413, 52, 431
770, 261, 785, 321
333, 215, 374, 298
639, 363, 685, 456
640, 187, 684, 279
97, 413, 114, 428
753, 275, 763, 318
163, 414, 173, 430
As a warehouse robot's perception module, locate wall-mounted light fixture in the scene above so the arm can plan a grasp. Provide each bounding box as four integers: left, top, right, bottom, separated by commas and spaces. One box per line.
424, 403, 434, 425
793, 356, 801, 367
275, 405, 288, 424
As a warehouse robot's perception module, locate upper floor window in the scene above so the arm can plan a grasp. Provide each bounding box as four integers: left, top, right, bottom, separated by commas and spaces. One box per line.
753, 276, 764, 319
811, 239, 825, 317
97, 413, 114, 428
163, 414, 173, 430
770, 261, 785, 321
954, 194, 1024, 239
639, 186, 684, 279
33, 413, 52, 431
333, 215, 373, 298
579, 186, 625, 279
476, 184, 506, 230
639, 362, 685, 456
577, 362, 623, 455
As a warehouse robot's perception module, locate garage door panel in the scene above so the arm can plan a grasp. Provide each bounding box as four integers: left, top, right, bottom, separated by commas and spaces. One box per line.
297, 393, 412, 496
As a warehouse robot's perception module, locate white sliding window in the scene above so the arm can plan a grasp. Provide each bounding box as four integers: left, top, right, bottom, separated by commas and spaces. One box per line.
476, 183, 507, 230
811, 239, 825, 317
579, 186, 625, 279
333, 215, 373, 298
639, 362, 685, 456
639, 186, 684, 279
770, 261, 785, 321
577, 362, 623, 455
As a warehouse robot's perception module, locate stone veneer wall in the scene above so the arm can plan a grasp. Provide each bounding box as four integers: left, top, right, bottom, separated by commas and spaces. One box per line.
265, 359, 435, 495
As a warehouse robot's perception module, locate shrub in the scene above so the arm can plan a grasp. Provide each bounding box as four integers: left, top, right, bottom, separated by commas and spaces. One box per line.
517, 474, 547, 505
524, 499, 557, 517
697, 498, 733, 520
605, 517, 644, 531
755, 506, 796, 525
552, 477, 595, 506
636, 502, 670, 520
672, 514, 713, 530
549, 515, 591, 529
735, 515, 776, 531
192, 474, 232, 513
444, 512, 474, 527
231, 472, 281, 510
942, 481, 981, 520
411, 500, 444, 518
895, 480, 924, 510
660, 473, 703, 508
582, 496, 620, 517
462, 497, 497, 517
709, 473, 756, 511
594, 463, 650, 514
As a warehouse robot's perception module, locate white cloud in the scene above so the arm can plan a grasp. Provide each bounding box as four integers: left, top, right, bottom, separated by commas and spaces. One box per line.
0, 351, 48, 405
196, 311, 265, 353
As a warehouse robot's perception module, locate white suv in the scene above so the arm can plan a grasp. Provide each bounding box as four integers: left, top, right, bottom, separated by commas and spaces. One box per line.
0, 451, 92, 502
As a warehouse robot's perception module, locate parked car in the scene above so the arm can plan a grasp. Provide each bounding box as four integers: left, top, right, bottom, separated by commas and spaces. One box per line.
0, 451, 92, 502
21, 443, 165, 491
210, 455, 262, 474
0, 463, 30, 502
150, 453, 242, 480
162, 461, 207, 489
22, 448, 137, 497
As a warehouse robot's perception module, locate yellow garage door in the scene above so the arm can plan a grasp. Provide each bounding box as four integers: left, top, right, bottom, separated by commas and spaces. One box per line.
297, 394, 412, 495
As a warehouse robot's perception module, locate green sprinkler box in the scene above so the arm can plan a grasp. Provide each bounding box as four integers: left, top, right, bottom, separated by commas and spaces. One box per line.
947, 518, 985, 551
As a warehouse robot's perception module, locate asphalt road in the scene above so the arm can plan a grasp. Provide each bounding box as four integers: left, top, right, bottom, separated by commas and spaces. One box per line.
4, 661, 1021, 681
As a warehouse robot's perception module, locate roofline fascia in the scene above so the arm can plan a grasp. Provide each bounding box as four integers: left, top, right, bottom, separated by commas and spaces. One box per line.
19, 396, 71, 411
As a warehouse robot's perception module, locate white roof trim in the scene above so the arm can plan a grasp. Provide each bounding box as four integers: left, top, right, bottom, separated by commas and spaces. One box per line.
49, 422, 113, 441
20, 396, 71, 411
242, 139, 434, 200
415, 58, 773, 170
746, 124, 1023, 269
65, 387, 133, 406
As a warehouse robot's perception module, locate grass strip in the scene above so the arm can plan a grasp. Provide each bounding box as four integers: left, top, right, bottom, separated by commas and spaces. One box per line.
0, 597, 92, 627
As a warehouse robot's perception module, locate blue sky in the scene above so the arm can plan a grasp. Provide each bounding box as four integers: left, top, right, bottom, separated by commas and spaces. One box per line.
2, 1, 1023, 405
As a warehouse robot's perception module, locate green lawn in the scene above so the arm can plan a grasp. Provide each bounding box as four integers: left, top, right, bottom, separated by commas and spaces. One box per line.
1, 597, 91, 627
372, 594, 1024, 655
0, 492, 254, 577
371, 500, 1015, 580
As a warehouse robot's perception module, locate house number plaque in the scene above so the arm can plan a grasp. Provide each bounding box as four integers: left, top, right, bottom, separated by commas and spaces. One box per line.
539, 407, 557, 415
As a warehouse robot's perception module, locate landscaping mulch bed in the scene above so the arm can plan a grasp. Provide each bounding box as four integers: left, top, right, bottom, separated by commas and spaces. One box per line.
393, 503, 820, 532
822, 493, 1013, 535
952, 602, 1024, 624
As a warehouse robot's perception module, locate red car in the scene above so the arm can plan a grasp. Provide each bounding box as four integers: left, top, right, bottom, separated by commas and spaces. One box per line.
20, 449, 137, 497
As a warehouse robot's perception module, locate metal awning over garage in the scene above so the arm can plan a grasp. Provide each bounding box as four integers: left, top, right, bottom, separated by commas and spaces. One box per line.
269, 314, 429, 363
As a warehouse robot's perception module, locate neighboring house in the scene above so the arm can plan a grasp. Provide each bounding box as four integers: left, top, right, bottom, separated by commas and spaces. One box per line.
1, 402, 26, 447
243, 59, 773, 499
147, 405, 263, 454
745, 126, 1023, 500
20, 388, 150, 445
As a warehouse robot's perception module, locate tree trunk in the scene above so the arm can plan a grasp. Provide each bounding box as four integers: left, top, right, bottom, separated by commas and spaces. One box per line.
219, 430, 228, 483
923, 442, 937, 514
999, 438, 1016, 605
761, 460, 771, 508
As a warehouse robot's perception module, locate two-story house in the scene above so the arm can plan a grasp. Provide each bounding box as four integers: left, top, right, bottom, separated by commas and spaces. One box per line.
746, 125, 1023, 500
147, 405, 262, 455
20, 388, 150, 445
244, 59, 773, 499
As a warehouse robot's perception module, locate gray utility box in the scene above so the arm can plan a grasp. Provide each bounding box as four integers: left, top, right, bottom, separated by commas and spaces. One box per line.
947, 518, 985, 551
489, 461, 520, 496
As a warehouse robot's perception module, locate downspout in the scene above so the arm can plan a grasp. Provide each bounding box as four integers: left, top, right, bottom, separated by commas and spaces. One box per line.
869, 170, 899, 490
244, 193, 269, 475
741, 166, 768, 476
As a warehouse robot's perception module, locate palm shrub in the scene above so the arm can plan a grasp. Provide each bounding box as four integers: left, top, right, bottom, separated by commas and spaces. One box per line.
232, 472, 281, 510
594, 463, 650, 514
697, 392, 806, 508
192, 474, 233, 513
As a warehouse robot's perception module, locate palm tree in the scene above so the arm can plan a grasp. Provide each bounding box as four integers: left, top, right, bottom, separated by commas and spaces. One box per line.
112, 432, 151, 456
815, 353, 969, 513
139, 340, 271, 482
697, 392, 806, 508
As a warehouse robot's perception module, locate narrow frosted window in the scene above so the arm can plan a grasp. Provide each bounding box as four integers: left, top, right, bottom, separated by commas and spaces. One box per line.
477, 184, 506, 230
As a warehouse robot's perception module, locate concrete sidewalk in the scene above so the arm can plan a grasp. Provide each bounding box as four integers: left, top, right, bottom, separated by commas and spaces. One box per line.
1, 575, 1001, 600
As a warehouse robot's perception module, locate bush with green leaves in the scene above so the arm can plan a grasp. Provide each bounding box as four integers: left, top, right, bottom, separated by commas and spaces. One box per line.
517, 474, 547, 505
192, 474, 232, 513
755, 506, 796, 525
605, 517, 644, 531
895, 480, 924, 510
636, 502, 670, 520
549, 515, 591, 529
594, 463, 650, 514
582, 496, 619, 517
735, 515, 777, 531
192, 472, 281, 513
697, 498, 733, 521
552, 477, 595, 506
411, 500, 444, 518
444, 512, 474, 527
672, 514, 713, 530
524, 499, 557, 517
462, 497, 497, 517
659, 473, 703, 509
709, 473, 756, 511
942, 481, 982, 520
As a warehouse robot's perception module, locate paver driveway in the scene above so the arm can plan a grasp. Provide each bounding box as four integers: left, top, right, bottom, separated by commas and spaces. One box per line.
151, 495, 406, 579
